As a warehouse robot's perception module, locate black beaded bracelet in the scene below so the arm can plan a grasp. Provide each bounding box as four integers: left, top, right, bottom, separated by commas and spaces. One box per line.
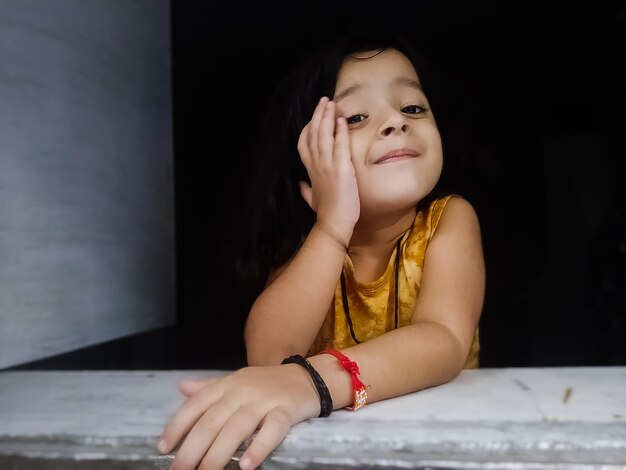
281, 354, 333, 417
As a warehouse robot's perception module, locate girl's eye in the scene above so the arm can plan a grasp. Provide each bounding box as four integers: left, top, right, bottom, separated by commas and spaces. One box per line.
346, 113, 368, 124
402, 104, 429, 114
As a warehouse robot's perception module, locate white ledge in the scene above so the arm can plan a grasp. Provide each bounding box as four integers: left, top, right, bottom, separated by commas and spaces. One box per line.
1, 367, 625, 469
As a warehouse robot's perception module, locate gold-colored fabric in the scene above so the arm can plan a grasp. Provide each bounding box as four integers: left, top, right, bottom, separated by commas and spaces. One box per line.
308, 195, 480, 369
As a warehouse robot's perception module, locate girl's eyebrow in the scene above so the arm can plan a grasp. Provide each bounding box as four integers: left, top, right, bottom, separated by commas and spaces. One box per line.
395, 76, 423, 91
334, 76, 423, 102
334, 84, 361, 102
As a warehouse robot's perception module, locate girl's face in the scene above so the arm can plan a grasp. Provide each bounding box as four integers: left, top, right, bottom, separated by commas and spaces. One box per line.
333, 48, 443, 218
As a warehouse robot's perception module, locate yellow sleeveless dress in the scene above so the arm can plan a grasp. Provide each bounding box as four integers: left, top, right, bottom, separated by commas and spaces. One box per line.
307, 194, 480, 369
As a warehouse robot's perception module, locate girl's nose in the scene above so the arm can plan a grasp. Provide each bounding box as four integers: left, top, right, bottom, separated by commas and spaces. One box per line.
380, 122, 409, 137
379, 110, 410, 137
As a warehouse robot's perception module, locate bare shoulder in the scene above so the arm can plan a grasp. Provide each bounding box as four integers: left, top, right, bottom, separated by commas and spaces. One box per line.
428, 195, 484, 274
435, 195, 482, 238
426, 195, 484, 272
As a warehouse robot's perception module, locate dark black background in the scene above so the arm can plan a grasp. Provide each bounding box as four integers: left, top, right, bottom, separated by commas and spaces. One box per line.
13, 1, 626, 371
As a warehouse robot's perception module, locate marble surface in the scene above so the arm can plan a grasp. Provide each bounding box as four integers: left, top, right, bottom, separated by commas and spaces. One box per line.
0, 367, 625, 469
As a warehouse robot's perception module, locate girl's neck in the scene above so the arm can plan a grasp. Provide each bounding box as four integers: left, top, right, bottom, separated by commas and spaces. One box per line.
347, 209, 416, 282
349, 208, 416, 251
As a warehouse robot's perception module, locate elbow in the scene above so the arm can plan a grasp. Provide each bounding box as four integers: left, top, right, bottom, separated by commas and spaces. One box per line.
448, 334, 472, 381
245, 343, 272, 366
244, 310, 309, 365
243, 305, 280, 365
246, 347, 286, 367
432, 322, 470, 384
246, 351, 265, 367
244, 323, 284, 366
436, 347, 466, 387
243, 323, 265, 366
246, 335, 302, 366
246, 334, 307, 366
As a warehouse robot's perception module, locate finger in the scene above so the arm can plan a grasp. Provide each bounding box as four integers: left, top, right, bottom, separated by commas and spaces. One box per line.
178, 377, 220, 397
298, 181, 314, 210
318, 101, 336, 165
238, 407, 292, 470
334, 117, 351, 163
159, 384, 224, 455
297, 123, 312, 167
170, 397, 239, 470
308, 96, 329, 160
198, 406, 260, 470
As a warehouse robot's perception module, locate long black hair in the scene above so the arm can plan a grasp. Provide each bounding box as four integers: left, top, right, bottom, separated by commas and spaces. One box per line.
230, 28, 456, 313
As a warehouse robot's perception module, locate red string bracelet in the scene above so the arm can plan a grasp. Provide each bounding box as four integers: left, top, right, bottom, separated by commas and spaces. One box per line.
319, 349, 367, 411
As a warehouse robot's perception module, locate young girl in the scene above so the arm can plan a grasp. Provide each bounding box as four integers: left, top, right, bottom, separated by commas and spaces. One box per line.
159, 29, 485, 470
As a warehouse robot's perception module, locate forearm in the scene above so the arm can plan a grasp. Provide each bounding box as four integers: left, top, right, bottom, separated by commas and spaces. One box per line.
308, 321, 467, 409
245, 223, 350, 365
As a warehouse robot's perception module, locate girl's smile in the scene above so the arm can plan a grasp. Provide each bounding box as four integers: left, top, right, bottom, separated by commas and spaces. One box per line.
373, 147, 421, 164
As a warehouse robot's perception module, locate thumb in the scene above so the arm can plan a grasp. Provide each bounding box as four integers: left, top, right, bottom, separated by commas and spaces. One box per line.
299, 180, 314, 211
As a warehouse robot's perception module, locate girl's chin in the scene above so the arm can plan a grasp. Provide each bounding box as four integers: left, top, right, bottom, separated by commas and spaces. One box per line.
360, 193, 426, 213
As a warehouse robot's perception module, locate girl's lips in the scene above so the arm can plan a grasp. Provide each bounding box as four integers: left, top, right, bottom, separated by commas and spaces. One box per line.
374, 147, 419, 164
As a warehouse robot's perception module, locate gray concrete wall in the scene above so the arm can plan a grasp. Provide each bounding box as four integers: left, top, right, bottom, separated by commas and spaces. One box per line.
0, 0, 175, 368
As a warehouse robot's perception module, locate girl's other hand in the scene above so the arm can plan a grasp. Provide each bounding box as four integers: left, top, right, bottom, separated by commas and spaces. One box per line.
158, 365, 320, 470
298, 97, 360, 240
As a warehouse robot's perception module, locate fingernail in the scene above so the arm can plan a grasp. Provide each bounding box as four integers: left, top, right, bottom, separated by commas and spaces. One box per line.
157, 438, 167, 453
240, 456, 251, 470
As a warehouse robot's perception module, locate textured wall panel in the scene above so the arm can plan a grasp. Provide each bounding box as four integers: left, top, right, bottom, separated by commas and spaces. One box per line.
0, 0, 175, 368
